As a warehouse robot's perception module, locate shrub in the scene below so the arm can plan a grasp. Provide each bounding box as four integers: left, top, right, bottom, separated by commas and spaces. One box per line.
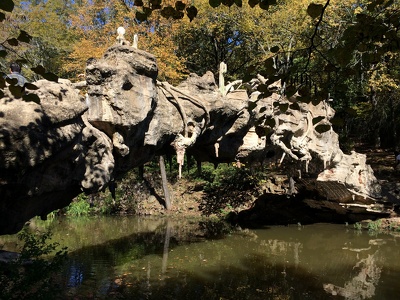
0, 228, 68, 300
66, 194, 92, 217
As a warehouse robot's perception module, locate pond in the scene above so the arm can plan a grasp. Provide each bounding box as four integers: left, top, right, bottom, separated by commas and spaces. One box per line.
2, 216, 400, 299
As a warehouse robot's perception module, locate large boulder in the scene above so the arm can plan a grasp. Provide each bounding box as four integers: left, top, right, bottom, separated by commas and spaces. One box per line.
0, 45, 387, 234
0, 79, 114, 233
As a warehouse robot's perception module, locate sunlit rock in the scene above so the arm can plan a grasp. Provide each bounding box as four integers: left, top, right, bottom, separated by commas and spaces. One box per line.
0, 45, 387, 234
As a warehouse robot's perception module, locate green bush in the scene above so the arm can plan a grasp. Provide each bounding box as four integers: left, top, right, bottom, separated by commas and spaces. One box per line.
367, 219, 383, 234
0, 228, 68, 300
198, 164, 265, 216
66, 194, 92, 217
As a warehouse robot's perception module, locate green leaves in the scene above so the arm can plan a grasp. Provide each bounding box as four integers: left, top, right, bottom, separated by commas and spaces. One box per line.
234, 0, 243, 7
3, 30, 30, 51
17, 30, 32, 43
285, 85, 296, 97
8, 84, 24, 98
307, 3, 323, 19
135, 0, 144, 6
259, 0, 269, 10
22, 93, 41, 104
263, 57, 276, 76
222, 0, 235, 7
210, 0, 244, 8
25, 83, 39, 90
135, 10, 148, 22
161, 6, 177, 18
0, 77, 5, 89
209, 0, 221, 8
134, 3, 198, 21
4, 77, 40, 103
270, 45, 280, 53
7, 38, 18, 46
186, 6, 198, 22
248, 0, 259, 8
31, 65, 58, 82
0, 0, 14, 12
248, 0, 276, 10
175, 1, 186, 11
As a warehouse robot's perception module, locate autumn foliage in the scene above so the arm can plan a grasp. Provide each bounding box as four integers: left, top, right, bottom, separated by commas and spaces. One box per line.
1, 0, 400, 148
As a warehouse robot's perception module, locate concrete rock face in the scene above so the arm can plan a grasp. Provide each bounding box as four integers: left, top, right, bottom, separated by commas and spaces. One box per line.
0, 46, 382, 234
86, 46, 158, 163
0, 79, 114, 233
251, 93, 381, 198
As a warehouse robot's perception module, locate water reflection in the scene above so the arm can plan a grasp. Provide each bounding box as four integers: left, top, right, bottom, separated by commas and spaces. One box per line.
161, 219, 172, 276
2, 217, 400, 299
67, 261, 85, 287
324, 240, 384, 299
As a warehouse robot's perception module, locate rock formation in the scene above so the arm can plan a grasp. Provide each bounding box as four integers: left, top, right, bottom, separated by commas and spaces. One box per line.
0, 45, 388, 234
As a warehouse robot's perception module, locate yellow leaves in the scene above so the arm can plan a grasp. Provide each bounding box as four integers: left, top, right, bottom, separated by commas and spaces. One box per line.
58, 0, 188, 82
367, 52, 400, 93
354, 6, 364, 15
351, 102, 372, 121
369, 71, 399, 92
259, 0, 314, 51
63, 39, 109, 79
139, 22, 188, 84
61, 0, 136, 79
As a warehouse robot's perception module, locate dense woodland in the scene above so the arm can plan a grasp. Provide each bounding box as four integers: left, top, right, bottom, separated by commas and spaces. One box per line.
1, 0, 400, 149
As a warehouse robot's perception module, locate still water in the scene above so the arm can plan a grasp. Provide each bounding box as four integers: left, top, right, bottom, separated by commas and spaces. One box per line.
2, 216, 400, 299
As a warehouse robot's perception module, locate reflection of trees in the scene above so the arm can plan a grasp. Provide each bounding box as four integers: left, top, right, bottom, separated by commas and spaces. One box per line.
161, 219, 172, 275
261, 239, 303, 267
14, 218, 397, 299
324, 245, 382, 300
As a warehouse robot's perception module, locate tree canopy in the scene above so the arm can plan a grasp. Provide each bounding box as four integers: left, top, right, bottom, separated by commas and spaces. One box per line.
1, 0, 400, 148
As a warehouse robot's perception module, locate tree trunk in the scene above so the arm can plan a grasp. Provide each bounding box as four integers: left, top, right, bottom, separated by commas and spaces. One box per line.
138, 165, 144, 180
390, 97, 397, 148
159, 156, 172, 210
370, 87, 381, 148
196, 160, 202, 176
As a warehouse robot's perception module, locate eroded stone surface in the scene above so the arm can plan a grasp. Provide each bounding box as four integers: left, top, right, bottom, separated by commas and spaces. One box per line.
0, 45, 386, 234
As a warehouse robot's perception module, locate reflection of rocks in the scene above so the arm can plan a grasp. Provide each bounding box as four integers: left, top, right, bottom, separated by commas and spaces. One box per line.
324, 251, 381, 300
